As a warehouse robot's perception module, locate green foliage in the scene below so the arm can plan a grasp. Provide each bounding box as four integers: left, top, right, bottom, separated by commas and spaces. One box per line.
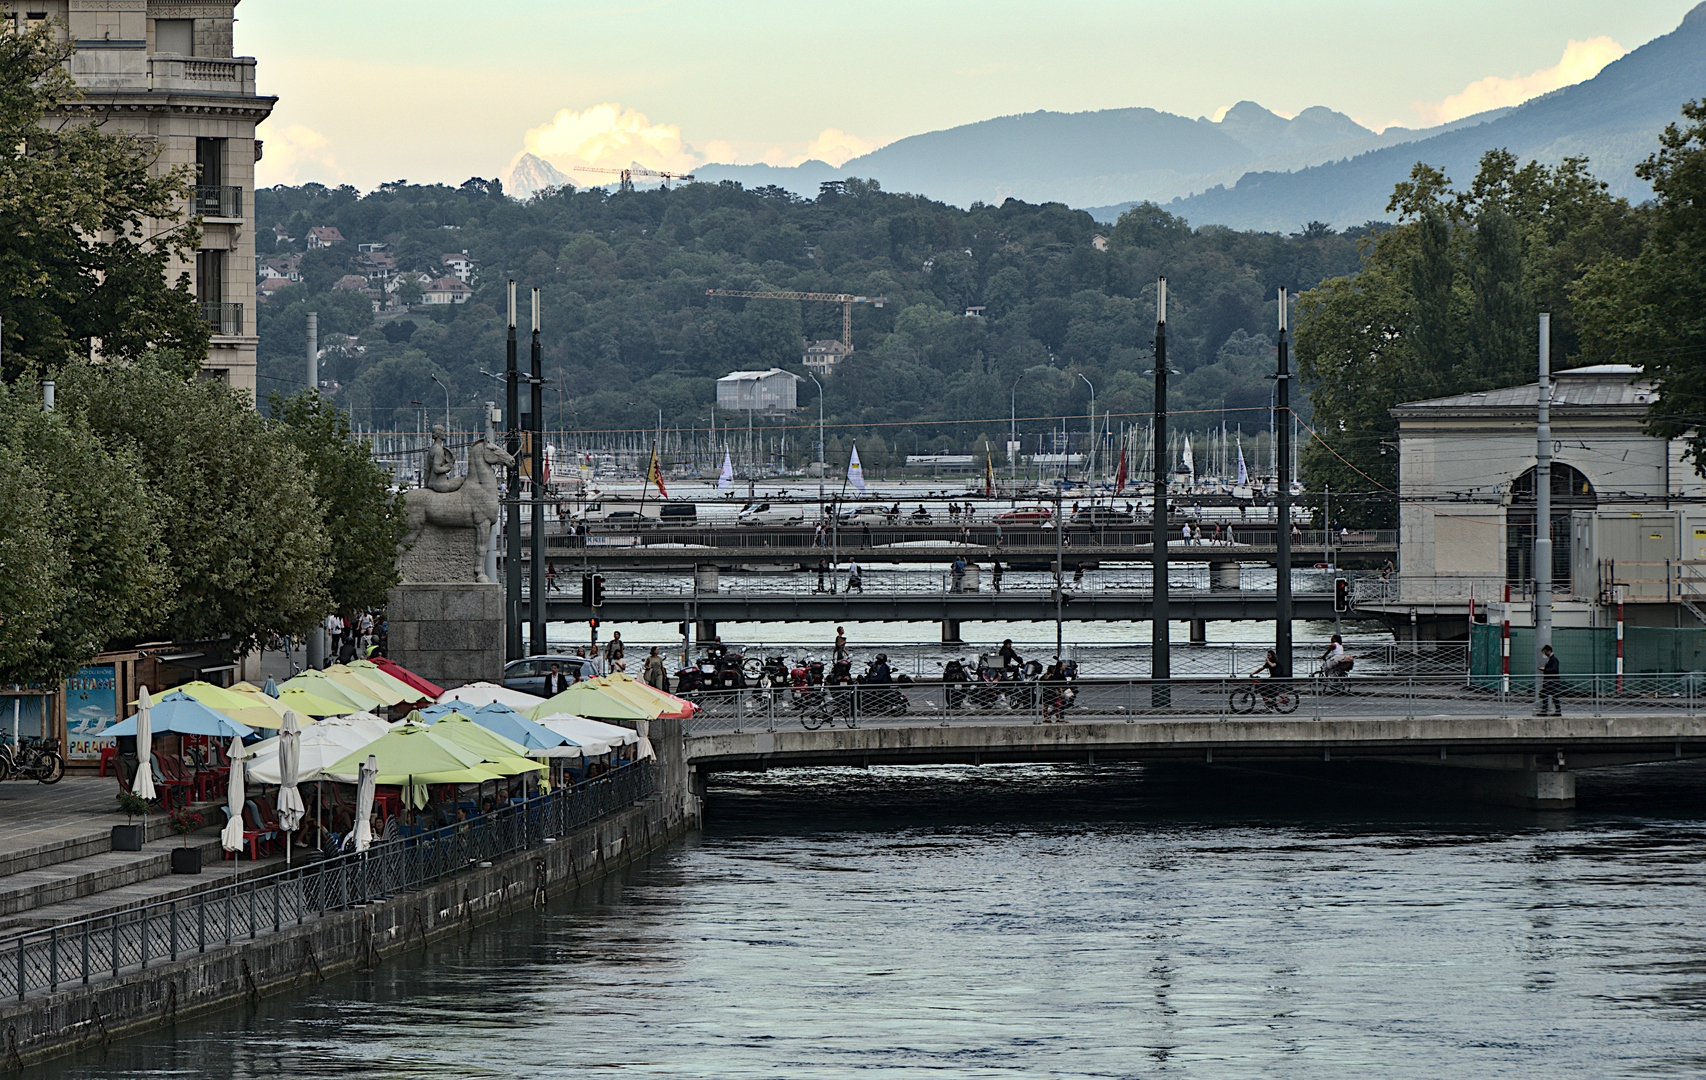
0, 21, 208, 381
0, 441, 59, 683
116, 790, 151, 821
1576, 100, 1706, 473
57, 359, 332, 654
268, 390, 406, 614
1295, 151, 1646, 527
0, 381, 167, 686
255, 179, 1369, 447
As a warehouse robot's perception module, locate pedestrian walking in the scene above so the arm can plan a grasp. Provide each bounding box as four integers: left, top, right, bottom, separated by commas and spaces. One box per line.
861, 523, 873, 548
604, 631, 626, 673
847, 559, 863, 593
834, 626, 849, 662
643, 647, 669, 692
991, 562, 1004, 592
545, 562, 558, 594
1539, 644, 1563, 716
951, 555, 966, 593
1073, 562, 1084, 588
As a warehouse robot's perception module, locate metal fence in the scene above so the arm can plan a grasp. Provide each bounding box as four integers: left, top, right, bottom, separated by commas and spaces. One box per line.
679, 672, 1706, 737
1, 763, 654, 1002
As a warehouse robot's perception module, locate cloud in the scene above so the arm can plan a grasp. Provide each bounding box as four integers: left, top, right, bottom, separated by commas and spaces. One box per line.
257, 123, 338, 186
1412, 36, 1626, 126
523, 103, 698, 174
803, 128, 879, 167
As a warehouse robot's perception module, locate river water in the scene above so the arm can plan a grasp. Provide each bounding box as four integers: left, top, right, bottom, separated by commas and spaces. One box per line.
46, 763, 1706, 1078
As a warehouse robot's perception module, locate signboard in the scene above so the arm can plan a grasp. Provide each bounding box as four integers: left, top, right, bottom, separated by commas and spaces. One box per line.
65, 664, 118, 761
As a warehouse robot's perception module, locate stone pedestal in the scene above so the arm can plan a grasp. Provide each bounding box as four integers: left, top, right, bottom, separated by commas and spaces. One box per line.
387, 583, 504, 690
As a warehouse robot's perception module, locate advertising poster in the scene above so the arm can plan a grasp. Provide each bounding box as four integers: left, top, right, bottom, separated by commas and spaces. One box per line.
66, 664, 118, 761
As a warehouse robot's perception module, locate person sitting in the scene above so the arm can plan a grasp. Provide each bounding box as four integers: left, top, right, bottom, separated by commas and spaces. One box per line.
1321, 635, 1353, 681
1252, 649, 1283, 707
998, 638, 1024, 671
865, 654, 893, 684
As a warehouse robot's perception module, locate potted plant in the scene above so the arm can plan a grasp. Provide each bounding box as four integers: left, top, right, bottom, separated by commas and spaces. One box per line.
168, 808, 203, 874
113, 791, 150, 851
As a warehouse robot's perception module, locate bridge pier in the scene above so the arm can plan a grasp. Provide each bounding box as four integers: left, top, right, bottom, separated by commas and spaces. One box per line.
696, 619, 717, 643
942, 619, 963, 644
1189, 619, 1207, 644
1210, 561, 1241, 590
1301, 758, 1579, 810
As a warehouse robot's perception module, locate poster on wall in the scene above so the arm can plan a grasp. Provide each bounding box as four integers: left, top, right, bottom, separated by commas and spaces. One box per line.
66, 664, 118, 761
4, 695, 49, 747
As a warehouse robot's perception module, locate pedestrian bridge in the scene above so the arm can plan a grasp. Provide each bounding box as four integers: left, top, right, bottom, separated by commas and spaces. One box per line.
679, 677, 1706, 809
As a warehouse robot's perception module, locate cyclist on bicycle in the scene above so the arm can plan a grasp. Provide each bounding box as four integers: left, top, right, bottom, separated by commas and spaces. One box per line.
1251, 649, 1283, 708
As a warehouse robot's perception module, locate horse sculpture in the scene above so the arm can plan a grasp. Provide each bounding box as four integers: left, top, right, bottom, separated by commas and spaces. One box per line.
402, 436, 514, 583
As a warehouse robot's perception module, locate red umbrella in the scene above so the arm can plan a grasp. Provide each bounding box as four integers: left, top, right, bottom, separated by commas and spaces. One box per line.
371, 657, 445, 700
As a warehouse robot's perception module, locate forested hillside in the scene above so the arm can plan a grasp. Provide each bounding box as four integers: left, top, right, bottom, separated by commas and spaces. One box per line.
256, 179, 1368, 462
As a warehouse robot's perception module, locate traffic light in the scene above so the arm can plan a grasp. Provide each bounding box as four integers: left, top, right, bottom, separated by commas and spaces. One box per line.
1333, 577, 1350, 612
591, 574, 605, 608
588, 617, 599, 631
580, 573, 594, 607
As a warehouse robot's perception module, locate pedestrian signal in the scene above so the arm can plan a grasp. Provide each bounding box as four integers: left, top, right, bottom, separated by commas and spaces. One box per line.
591, 574, 605, 608
1333, 577, 1350, 612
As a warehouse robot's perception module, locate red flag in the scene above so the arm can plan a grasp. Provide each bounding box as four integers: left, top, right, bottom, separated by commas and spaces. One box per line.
647, 446, 668, 498
1114, 446, 1128, 495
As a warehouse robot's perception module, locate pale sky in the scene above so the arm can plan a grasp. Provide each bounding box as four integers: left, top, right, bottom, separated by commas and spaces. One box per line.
240, 0, 1699, 191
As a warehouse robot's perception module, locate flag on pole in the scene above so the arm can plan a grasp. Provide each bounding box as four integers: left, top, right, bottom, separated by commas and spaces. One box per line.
847, 444, 866, 493
718, 450, 734, 491
1236, 443, 1249, 486
1114, 445, 1129, 495
984, 445, 995, 497
646, 445, 668, 498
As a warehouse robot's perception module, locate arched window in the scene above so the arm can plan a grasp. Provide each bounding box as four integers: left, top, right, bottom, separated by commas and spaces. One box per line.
1506, 464, 1596, 589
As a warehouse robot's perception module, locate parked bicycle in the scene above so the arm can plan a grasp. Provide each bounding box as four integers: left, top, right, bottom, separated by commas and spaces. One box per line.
0, 737, 65, 784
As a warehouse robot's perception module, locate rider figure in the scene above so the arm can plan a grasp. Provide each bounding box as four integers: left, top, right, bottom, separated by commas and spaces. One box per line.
866, 654, 892, 684
998, 638, 1024, 672
1322, 634, 1351, 680
424, 424, 464, 493
1252, 648, 1282, 707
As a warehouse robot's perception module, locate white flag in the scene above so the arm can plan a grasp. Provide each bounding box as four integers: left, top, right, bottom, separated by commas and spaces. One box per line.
847, 444, 866, 493
1236, 443, 1248, 486
718, 451, 734, 491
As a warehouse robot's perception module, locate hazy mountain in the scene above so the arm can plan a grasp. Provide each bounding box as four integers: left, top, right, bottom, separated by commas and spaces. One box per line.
1156, 1, 1706, 230
504, 153, 571, 199
695, 103, 1433, 208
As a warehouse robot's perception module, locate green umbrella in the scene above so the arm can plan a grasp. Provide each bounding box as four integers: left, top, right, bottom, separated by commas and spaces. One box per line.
527, 680, 655, 722
281, 670, 384, 712
427, 714, 546, 777
323, 720, 503, 807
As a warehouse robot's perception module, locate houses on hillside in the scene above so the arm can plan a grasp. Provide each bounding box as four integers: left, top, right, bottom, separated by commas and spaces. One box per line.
256, 228, 478, 310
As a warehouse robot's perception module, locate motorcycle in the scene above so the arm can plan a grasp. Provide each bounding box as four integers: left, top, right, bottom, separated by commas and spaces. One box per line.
852, 656, 910, 717
941, 658, 973, 711
1041, 659, 1080, 721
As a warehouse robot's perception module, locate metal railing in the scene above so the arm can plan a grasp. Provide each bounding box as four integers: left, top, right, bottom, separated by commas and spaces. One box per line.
199, 301, 243, 336
0, 763, 654, 1002
194, 184, 243, 218
679, 672, 1706, 737
575, 569, 1340, 601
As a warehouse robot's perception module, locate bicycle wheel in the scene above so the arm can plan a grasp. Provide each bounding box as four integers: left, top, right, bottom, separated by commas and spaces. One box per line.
1273, 689, 1300, 714
0, 752, 11, 783
1229, 688, 1257, 714
35, 753, 64, 784
741, 657, 763, 680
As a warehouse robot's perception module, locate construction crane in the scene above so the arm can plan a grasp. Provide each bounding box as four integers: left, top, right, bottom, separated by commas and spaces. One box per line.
574, 165, 695, 193
705, 289, 887, 349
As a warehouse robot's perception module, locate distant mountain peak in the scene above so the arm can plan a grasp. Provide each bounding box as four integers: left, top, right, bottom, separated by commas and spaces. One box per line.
505, 153, 570, 199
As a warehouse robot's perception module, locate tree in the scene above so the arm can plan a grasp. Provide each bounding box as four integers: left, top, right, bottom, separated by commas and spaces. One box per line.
269, 390, 406, 615
1295, 151, 1646, 526
0, 442, 61, 685
1576, 100, 1706, 473
57, 358, 332, 652
0, 380, 168, 684
0, 21, 208, 382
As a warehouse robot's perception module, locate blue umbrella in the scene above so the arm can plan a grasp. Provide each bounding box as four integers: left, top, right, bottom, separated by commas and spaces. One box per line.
106, 692, 256, 740
262, 677, 280, 698
415, 702, 474, 721
470, 703, 573, 752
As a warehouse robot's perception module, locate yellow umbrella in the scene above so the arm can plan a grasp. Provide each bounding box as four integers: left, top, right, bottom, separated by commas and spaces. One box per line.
527, 679, 655, 722
229, 682, 295, 720
587, 673, 695, 718
141, 681, 289, 730
275, 686, 356, 718
325, 664, 411, 707
426, 714, 546, 777
281, 671, 383, 712
347, 660, 431, 703
323, 720, 507, 809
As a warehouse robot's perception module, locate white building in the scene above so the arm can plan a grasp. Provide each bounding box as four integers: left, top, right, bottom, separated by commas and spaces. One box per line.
1386, 364, 1706, 635
40, 0, 276, 396
421, 276, 473, 305
717, 369, 799, 414
802, 339, 851, 377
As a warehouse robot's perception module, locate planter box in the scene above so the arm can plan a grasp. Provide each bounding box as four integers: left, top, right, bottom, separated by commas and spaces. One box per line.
170, 846, 201, 874
111, 824, 145, 851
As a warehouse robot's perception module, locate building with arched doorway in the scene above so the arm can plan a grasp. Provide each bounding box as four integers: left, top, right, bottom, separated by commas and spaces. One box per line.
1384, 364, 1706, 643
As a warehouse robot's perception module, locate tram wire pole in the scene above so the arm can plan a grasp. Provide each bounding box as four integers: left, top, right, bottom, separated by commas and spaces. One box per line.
504, 281, 524, 661
1275, 286, 1293, 678
1152, 277, 1171, 707
529, 288, 547, 656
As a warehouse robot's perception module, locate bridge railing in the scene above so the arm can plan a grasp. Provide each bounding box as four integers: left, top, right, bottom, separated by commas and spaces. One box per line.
560, 568, 1341, 600
679, 672, 1706, 737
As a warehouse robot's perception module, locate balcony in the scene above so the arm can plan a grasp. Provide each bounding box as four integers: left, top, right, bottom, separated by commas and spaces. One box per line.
200, 302, 244, 336
145, 55, 258, 96
194, 185, 243, 219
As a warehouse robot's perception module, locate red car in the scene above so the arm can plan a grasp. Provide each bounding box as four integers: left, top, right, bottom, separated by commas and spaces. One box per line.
994, 506, 1053, 525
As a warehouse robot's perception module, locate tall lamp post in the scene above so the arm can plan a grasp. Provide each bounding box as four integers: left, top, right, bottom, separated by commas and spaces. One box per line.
804, 371, 825, 511
429, 373, 451, 433
1010, 370, 1031, 485
1152, 278, 1171, 707
1275, 287, 1294, 678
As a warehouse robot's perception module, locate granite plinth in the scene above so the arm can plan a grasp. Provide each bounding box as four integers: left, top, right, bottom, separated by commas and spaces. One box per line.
387, 582, 504, 688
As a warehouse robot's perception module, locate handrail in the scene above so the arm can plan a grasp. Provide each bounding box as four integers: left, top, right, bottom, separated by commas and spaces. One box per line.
1, 762, 654, 1001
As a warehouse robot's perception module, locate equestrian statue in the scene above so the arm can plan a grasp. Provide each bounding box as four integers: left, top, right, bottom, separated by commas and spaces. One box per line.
401, 431, 514, 584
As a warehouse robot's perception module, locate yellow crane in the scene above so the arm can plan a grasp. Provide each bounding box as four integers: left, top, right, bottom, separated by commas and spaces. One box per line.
705, 289, 887, 349
575, 165, 696, 192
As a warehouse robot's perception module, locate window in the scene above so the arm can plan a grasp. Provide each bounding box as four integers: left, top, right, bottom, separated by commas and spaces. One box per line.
195, 137, 224, 189
1506, 464, 1595, 590
155, 19, 193, 55
195, 249, 224, 306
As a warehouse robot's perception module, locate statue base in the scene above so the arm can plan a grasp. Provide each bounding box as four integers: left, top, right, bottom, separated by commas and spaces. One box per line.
386, 582, 505, 691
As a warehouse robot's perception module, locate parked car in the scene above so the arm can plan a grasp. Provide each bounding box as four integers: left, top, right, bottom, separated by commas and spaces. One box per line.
1072, 506, 1137, 527
504, 655, 599, 698
994, 506, 1054, 525
838, 505, 893, 525
659, 502, 698, 524
737, 501, 806, 526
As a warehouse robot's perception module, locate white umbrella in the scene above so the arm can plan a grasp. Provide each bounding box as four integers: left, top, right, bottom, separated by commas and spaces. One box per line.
244, 718, 389, 784
353, 753, 377, 852
438, 682, 546, 711
537, 714, 637, 756
132, 686, 157, 802
220, 734, 246, 862
633, 718, 656, 761
277, 710, 306, 865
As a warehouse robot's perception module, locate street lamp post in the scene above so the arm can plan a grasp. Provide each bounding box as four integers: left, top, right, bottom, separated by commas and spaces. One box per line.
429, 373, 451, 433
